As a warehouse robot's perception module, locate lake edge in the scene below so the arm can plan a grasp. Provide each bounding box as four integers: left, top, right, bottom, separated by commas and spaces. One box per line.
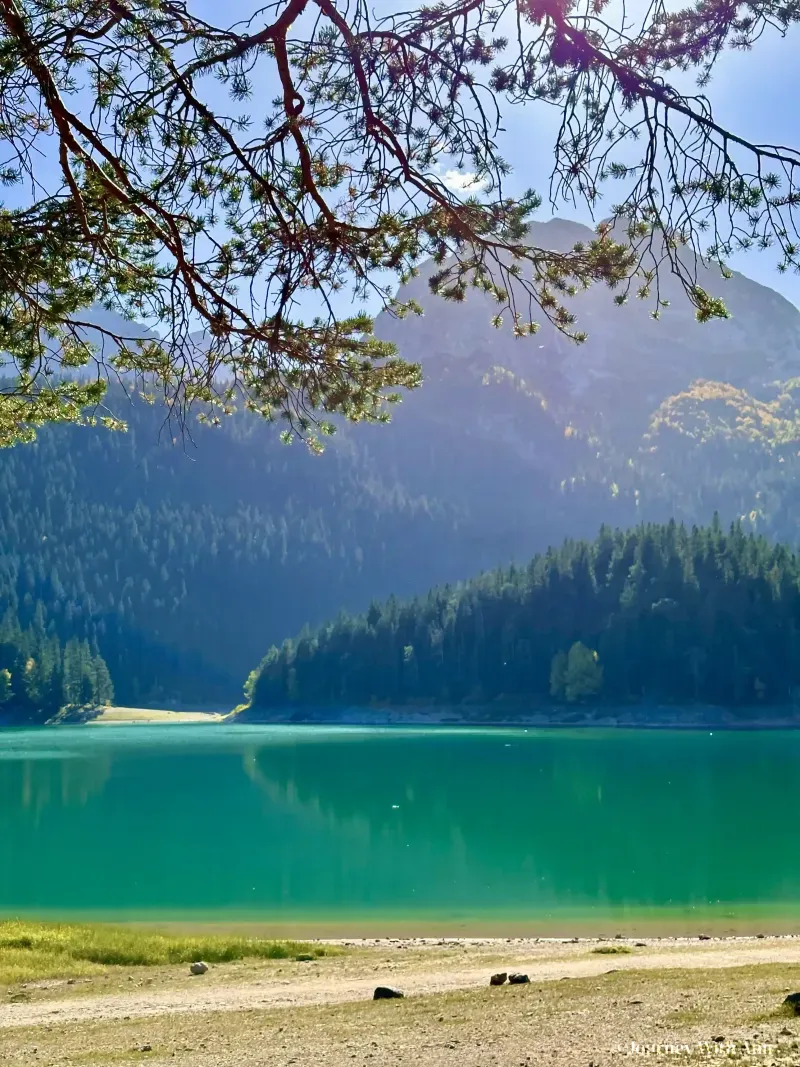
6, 703, 800, 729
232, 703, 800, 731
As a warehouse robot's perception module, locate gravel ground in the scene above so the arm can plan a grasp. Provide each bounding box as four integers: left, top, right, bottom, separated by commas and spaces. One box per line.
2, 937, 799, 1066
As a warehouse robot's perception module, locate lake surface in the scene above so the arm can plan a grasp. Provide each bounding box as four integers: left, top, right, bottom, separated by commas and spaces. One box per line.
2, 724, 800, 934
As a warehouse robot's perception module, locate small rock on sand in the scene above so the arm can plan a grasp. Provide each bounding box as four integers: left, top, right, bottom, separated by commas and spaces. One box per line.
373, 986, 404, 1000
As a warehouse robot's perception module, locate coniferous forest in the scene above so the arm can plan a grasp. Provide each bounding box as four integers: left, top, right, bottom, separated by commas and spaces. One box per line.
0, 608, 113, 723
5, 311, 800, 721
0, 375, 651, 715
247, 520, 800, 713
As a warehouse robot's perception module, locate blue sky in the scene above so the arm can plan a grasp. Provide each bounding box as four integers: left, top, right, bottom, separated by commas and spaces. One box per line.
189, 0, 800, 308
12, 1, 800, 318
472, 20, 800, 305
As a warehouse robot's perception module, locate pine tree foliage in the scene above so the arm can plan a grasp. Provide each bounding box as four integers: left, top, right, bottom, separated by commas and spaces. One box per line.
0, 607, 113, 722
248, 520, 800, 711
1, 0, 799, 442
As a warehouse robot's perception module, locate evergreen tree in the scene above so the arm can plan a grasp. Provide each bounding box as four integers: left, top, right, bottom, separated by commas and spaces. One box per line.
0, 612, 113, 724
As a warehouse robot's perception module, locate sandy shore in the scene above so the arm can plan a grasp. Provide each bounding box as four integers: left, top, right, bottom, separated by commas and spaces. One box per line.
86, 707, 226, 724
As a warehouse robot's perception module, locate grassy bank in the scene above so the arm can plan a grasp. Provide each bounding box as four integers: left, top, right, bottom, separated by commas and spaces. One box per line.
0, 921, 327, 984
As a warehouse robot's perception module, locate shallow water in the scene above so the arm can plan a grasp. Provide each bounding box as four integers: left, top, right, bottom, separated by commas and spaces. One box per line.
2, 724, 800, 934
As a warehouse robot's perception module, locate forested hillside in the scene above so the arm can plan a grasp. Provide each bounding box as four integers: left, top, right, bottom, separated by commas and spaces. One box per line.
246, 520, 800, 713
5, 219, 800, 713
10, 369, 798, 711
0, 375, 632, 707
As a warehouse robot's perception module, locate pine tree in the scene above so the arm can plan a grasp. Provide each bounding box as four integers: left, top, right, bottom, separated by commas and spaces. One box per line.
549, 652, 568, 701
0, 1, 797, 442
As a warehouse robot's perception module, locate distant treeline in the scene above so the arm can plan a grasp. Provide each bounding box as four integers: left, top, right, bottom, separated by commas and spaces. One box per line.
247, 519, 800, 711
0, 607, 113, 723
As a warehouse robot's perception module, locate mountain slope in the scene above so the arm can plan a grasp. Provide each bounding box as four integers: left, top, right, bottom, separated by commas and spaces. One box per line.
377, 218, 800, 444
0, 373, 635, 705
3, 219, 800, 707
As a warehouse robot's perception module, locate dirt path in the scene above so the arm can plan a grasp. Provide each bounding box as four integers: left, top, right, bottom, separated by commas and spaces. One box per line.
3, 937, 799, 1030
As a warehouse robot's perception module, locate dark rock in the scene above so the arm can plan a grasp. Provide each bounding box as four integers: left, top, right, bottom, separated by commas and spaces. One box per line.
635, 942, 647, 948
508, 973, 530, 985
489, 973, 507, 986
783, 992, 800, 1014
779, 1027, 794, 1036
373, 986, 404, 1000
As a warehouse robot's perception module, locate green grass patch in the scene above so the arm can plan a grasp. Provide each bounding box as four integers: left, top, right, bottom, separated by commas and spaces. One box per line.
0, 920, 330, 982
0, 946, 106, 986
591, 944, 632, 955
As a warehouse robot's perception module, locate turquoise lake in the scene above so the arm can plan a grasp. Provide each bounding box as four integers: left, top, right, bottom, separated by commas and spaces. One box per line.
1, 724, 799, 934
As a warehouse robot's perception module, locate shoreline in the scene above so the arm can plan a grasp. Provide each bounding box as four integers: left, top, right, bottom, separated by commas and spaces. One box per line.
8, 910, 800, 939
233, 704, 800, 731
86, 706, 226, 725
5, 703, 800, 730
